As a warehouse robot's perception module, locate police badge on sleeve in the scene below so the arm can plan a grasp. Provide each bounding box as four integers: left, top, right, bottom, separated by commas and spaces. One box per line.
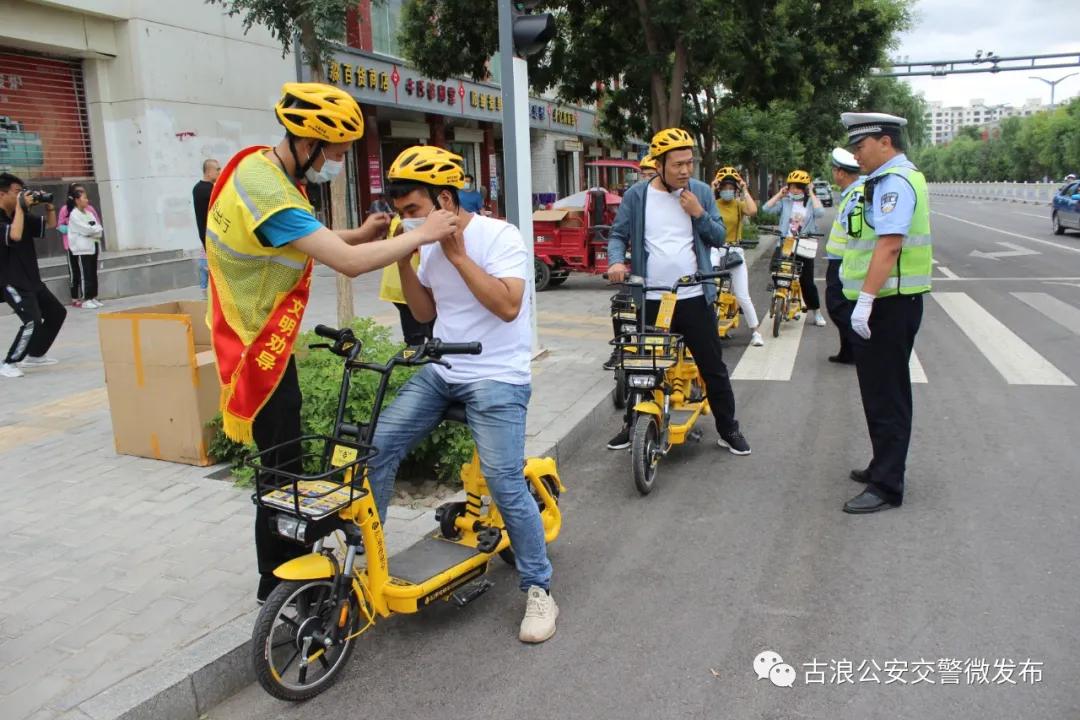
880, 192, 899, 214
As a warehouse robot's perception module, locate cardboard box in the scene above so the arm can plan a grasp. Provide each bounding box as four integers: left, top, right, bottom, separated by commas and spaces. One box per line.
98, 300, 221, 466
532, 209, 571, 223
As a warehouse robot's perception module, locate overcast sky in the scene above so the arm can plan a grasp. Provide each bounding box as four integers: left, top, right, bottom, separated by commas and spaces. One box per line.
894, 0, 1080, 108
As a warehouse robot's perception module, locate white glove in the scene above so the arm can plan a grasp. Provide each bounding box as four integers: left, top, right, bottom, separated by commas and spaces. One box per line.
851, 292, 875, 339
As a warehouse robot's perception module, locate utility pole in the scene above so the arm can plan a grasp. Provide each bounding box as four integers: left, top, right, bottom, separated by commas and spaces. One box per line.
497, 0, 554, 354
1029, 72, 1079, 109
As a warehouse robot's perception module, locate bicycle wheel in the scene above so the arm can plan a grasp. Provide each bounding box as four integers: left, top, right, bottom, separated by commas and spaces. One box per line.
631, 414, 661, 495
612, 368, 628, 409
253, 579, 361, 701
499, 474, 561, 565
771, 294, 784, 338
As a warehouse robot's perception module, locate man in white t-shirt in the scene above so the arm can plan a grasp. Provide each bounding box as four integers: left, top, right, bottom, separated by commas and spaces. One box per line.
369, 146, 557, 644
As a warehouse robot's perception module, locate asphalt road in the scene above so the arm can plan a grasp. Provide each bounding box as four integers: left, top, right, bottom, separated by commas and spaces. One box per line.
211, 196, 1080, 720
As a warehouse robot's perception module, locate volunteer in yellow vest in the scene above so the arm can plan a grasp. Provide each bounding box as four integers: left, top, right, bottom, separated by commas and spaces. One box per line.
711, 166, 764, 347
206, 82, 458, 600
378, 215, 434, 344
823, 148, 864, 364
839, 111, 932, 515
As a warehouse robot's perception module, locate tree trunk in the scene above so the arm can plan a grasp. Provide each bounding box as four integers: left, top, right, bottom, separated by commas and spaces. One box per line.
300, 19, 355, 327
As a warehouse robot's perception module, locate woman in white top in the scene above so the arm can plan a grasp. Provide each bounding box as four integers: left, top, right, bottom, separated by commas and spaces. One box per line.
66, 189, 104, 308
763, 169, 826, 326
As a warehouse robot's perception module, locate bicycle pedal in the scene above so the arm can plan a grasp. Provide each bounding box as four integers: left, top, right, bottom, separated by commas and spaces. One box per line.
687, 428, 704, 442
475, 526, 502, 553
451, 578, 494, 608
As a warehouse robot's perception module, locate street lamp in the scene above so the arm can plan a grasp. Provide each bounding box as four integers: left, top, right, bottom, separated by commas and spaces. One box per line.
1029, 72, 1079, 109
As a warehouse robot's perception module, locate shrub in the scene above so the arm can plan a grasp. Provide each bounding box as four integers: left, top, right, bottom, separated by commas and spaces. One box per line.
208, 318, 474, 487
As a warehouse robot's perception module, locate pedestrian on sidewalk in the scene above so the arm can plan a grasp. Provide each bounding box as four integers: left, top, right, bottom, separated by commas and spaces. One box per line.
457, 174, 484, 213
606, 128, 751, 456
193, 158, 220, 293
57, 182, 102, 308
763, 170, 827, 327
0, 172, 64, 378
205, 83, 453, 602
823, 148, 864, 364
840, 112, 933, 514
66, 188, 104, 308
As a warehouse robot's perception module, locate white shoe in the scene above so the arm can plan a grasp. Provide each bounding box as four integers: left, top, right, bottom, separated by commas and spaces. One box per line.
0, 362, 24, 378
519, 586, 558, 643
83, 299, 102, 309
19, 356, 59, 367
813, 311, 826, 327
750, 331, 765, 347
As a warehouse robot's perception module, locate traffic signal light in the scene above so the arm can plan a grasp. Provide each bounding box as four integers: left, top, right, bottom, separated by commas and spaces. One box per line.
511, 2, 555, 57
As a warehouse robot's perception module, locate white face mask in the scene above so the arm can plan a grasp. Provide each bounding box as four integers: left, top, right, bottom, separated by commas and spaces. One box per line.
304, 148, 344, 184
401, 217, 425, 232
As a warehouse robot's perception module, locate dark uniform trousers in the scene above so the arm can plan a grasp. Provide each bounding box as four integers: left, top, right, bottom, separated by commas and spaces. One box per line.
824, 259, 854, 358
850, 293, 924, 505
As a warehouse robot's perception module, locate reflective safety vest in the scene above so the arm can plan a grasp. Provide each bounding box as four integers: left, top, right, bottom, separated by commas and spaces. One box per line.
840, 164, 932, 300
205, 146, 315, 443
825, 180, 864, 258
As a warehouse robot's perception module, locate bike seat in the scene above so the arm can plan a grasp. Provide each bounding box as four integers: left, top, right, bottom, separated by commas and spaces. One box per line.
443, 403, 468, 424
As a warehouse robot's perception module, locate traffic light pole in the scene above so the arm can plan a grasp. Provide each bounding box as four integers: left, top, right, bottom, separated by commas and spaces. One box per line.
498, 0, 540, 354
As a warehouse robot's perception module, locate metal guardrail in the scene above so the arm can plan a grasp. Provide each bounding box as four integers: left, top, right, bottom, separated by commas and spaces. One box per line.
928, 182, 1061, 206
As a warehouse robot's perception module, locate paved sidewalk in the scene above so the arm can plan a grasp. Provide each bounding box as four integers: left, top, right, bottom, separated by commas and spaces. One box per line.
0, 268, 618, 720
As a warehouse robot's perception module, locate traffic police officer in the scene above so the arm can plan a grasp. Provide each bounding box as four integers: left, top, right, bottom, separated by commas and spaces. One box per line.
839, 112, 932, 514
823, 147, 864, 364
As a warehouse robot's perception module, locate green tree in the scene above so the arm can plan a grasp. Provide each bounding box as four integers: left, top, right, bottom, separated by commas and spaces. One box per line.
399, 0, 912, 147
206, 0, 358, 326
858, 76, 929, 147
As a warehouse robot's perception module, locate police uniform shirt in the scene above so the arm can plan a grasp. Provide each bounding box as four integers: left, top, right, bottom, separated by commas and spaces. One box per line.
867, 154, 918, 237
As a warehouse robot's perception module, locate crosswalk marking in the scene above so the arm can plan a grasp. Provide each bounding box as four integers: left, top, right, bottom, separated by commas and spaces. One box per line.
731, 315, 806, 381
909, 350, 927, 384
932, 292, 1075, 386
1012, 292, 1080, 337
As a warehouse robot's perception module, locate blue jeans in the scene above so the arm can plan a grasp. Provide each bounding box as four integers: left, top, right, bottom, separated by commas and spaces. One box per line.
198, 257, 209, 291
367, 365, 552, 592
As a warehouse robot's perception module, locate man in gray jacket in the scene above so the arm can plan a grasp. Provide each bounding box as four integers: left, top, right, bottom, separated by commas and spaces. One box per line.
606, 128, 750, 455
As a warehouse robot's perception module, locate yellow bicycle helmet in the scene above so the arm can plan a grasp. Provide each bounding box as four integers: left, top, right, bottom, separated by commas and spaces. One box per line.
714, 166, 742, 185
786, 169, 812, 185
649, 128, 695, 158
387, 146, 466, 189
275, 82, 364, 143
639, 155, 658, 171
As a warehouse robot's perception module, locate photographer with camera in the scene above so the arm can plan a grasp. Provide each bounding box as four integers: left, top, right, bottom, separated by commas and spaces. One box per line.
0, 172, 64, 379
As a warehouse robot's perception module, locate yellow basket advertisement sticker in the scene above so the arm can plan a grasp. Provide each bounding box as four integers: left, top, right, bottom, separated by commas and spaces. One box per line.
331, 444, 359, 468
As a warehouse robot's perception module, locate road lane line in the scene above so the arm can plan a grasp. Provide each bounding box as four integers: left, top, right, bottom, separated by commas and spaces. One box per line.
731, 312, 806, 381
909, 349, 927, 384
933, 292, 1075, 386
932, 210, 1080, 255
1012, 292, 1080, 337
937, 266, 960, 279
1015, 211, 1048, 219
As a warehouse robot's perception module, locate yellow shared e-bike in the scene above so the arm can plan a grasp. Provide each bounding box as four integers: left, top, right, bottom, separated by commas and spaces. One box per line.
612, 270, 730, 495
247, 326, 564, 701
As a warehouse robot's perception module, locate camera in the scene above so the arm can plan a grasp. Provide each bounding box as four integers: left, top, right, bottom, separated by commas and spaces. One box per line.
25, 189, 54, 205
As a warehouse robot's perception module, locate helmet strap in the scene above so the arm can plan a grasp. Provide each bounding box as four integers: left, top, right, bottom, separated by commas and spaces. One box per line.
288, 137, 325, 180
656, 154, 675, 193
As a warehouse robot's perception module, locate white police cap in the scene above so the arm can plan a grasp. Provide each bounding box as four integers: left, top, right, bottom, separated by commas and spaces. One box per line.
841, 112, 908, 146
830, 147, 860, 172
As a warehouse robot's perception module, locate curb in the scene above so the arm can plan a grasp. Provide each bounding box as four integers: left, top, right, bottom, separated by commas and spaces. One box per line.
76, 368, 616, 720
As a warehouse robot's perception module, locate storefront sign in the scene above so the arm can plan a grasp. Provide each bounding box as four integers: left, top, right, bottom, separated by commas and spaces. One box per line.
367, 157, 383, 195
322, 49, 599, 138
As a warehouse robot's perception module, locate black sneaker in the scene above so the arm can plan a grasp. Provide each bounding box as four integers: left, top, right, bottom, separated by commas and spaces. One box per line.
602, 351, 619, 371
718, 430, 751, 456
606, 428, 631, 450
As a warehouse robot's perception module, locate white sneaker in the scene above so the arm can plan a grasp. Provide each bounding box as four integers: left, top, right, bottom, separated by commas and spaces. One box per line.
19, 356, 59, 367
83, 299, 102, 309
0, 362, 24, 378
750, 331, 765, 347
813, 311, 826, 327
519, 586, 558, 643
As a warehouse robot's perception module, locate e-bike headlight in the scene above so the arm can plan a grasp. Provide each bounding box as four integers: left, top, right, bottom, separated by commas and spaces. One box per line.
628, 374, 656, 389
275, 515, 309, 543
